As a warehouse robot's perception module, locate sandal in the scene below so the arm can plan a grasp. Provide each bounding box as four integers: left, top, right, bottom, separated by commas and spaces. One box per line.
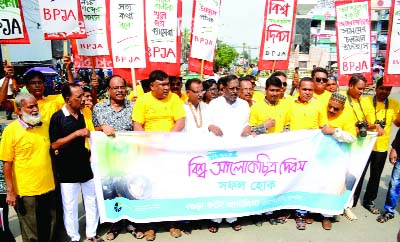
127, 224, 144, 239
144, 229, 156, 241
88, 235, 105, 242
377, 212, 394, 223
231, 221, 242, 231
208, 221, 219, 233
105, 229, 120, 241
364, 204, 380, 215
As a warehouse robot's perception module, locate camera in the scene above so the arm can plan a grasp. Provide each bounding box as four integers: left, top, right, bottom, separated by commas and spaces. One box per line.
375, 120, 386, 129
356, 121, 368, 137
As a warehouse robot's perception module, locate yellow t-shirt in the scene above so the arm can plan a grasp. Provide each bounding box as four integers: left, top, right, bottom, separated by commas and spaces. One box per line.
328, 108, 357, 137
82, 106, 94, 149
127, 84, 145, 101
341, 91, 375, 126
249, 99, 290, 133
288, 98, 328, 131
132, 92, 186, 131
313, 91, 332, 107
367, 96, 399, 151
252, 91, 264, 103
46, 94, 65, 110
0, 121, 55, 196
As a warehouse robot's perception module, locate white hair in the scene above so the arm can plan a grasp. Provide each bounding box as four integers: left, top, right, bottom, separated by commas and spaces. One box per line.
15, 92, 36, 109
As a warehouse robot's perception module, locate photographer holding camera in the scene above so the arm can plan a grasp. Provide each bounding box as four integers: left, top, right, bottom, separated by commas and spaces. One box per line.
342, 74, 385, 220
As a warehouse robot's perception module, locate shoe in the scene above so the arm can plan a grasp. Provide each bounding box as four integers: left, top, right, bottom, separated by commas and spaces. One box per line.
87, 235, 105, 242
276, 212, 290, 224
363, 204, 380, 215
377, 212, 395, 223
344, 208, 357, 221
295, 213, 306, 230
169, 227, 182, 238
322, 218, 332, 230
252, 215, 263, 226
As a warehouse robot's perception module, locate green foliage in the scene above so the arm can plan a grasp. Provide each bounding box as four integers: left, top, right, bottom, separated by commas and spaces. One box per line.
214, 40, 238, 70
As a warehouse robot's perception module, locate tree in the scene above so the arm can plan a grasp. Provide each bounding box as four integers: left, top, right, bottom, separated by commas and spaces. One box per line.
214, 40, 238, 71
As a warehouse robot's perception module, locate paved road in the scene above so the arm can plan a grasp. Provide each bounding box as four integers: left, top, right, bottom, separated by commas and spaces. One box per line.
3, 87, 400, 242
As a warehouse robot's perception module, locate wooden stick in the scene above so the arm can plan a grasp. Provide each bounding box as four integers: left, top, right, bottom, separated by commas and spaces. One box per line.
200, 59, 205, 80
63, 40, 68, 56
91, 56, 96, 71
1, 44, 10, 63
131, 68, 137, 96
271, 60, 277, 73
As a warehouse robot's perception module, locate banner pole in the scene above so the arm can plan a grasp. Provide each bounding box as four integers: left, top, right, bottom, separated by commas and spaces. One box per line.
63, 40, 69, 56
272, 60, 277, 73
1, 44, 10, 64
200, 59, 205, 80
131, 68, 137, 96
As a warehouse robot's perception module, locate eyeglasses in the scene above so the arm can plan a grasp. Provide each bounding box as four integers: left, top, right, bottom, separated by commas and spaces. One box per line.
110, 86, 127, 91
207, 87, 218, 92
189, 89, 205, 94
315, 77, 329, 83
328, 104, 341, 112
282, 82, 288, 87
170, 82, 182, 87
227, 87, 240, 92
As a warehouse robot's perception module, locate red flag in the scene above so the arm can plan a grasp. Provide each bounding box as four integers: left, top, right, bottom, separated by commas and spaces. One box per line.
0, 0, 30, 44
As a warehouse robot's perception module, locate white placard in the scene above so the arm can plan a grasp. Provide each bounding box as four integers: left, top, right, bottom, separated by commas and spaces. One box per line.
110, 0, 146, 68
0, 0, 25, 40
387, 1, 400, 74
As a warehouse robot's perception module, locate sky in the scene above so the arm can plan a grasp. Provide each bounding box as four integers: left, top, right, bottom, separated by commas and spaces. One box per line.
181, 0, 266, 52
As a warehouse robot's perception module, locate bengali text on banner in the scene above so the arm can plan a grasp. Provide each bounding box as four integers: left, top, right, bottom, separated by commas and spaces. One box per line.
90, 130, 376, 223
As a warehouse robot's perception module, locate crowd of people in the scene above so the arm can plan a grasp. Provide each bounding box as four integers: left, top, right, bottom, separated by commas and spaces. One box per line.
1, 61, 400, 242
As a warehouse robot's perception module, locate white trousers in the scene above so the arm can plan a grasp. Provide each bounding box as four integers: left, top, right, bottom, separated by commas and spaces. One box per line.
212, 217, 237, 223
61, 179, 99, 241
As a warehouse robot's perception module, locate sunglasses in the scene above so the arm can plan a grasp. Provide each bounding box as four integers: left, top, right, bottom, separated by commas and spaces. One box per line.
282, 82, 288, 87
315, 77, 329, 83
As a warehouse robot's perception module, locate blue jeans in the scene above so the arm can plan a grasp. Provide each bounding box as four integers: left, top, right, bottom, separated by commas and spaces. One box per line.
384, 160, 400, 215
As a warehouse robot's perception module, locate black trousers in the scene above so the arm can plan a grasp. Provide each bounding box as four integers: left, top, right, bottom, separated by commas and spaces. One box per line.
353, 151, 387, 207
0, 193, 16, 242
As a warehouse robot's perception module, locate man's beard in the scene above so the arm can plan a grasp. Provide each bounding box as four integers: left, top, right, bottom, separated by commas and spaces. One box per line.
21, 111, 42, 126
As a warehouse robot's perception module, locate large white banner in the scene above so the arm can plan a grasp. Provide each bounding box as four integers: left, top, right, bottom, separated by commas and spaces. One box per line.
190, 0, 220, 62
387, 0, 400, 74
76, 0, 110, 56
146, 0, 178, 63
90, 130, 376, 223
336, 1, 372, 75
110, 0, 146, 68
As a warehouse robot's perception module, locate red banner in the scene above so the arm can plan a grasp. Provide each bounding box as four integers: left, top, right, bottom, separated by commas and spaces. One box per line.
383, 0, 400, 86
258, 0, 297, 71
188, 0, 218, 76
39, 0, 87, 40
335, 0, 373, 85
0, 0, 30, 44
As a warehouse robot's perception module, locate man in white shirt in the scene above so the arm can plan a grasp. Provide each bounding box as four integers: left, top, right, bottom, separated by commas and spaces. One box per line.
184, 78, 209, 134
206, 75, 251, 232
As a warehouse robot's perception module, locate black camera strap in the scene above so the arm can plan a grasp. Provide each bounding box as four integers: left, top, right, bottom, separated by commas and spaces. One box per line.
373, 95, 388, 123
347, 93, 367, 122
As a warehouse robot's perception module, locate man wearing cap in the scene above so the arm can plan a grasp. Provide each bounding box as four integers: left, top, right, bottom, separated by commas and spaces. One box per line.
320, 92, 357, 230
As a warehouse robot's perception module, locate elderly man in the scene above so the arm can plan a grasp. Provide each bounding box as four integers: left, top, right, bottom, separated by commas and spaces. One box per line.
133, 70, 186, 240
238, 77, 255, 106
49, 84, 102, 242
92, 75, 135, 240
0, 92, 56, 242
184, 78, 209, 133
206, 75, 251, 232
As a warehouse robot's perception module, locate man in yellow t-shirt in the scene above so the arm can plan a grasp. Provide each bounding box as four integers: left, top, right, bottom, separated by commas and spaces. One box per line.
312, 67, 332, 107
0, 92, 56, 242
361, 78, 400, 215
288, 77, 328, 131
132, 70, 185, 239
250, 76, 290, 134
133, 70, 186, 132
